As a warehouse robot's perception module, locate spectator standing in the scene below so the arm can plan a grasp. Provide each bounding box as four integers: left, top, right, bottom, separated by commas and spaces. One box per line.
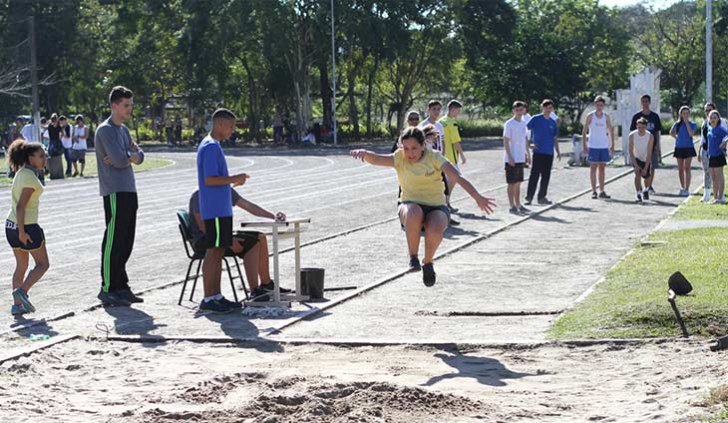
95, 86, 146, 306
72, 115, 88, 177
59, 116, 73, 176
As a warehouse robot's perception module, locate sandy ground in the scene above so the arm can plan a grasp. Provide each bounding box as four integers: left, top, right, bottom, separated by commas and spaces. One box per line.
2, 140, 726, 422
1, 339, 726, 423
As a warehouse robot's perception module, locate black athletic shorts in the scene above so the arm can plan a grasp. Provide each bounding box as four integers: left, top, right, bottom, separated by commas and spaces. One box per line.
201, 216, 233, 249
398, 202, 451, 230
673, 147, 697, 159
194, 229, 260, 256
635, 159, 652, 178
709, 154, 727, 168
505, 163, 525, 183
5, 220, 45, 251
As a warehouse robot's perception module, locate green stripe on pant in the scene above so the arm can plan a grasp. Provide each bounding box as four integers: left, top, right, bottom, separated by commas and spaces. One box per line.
103, 193, 117, 292
215, 217, 221, 248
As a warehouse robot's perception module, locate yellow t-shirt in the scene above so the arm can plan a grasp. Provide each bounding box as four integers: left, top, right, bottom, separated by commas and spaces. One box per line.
7, 167, 44, 224
439, 116, 462, 164
394, 148, 448, 206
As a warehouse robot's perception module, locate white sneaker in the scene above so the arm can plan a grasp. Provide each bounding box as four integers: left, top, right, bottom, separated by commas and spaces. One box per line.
702, 189, 712, 202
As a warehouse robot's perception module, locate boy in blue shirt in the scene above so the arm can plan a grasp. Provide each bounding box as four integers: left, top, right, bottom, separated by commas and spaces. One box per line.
525, 99, 561, 205
196, 108, 249, 314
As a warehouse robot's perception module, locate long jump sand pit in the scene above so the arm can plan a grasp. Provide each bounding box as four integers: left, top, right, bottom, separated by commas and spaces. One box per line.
1, 338, 725, 422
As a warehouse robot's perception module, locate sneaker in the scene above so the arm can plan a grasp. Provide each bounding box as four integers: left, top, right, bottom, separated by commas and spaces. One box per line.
12, 288, 35, 313
537, 198, 552, 205
11, 304, 26, 316
116, 288, 144, 303
72, 172, 79, 177
79, 172, 84, 177
648, 186, 655, 194
702, 189, 712, 202
251, 286, 272, 302
518, 206, 531, 214
636, 193, 643, 203
591, 191, 598, 199
449, 218, 461, 226
219, 296, 243, 309
261, 283, 292, 294
409, 255, 422, 272
598, 191, 611, 199
422, 262, 436, 287
711, 198, 726, 205
97, 290, 131, 307
643, 190, 650, 200
448, 205, 459, 213
509, 206, 519, 214
198, 299, 234, 314
524, 197, 532, 206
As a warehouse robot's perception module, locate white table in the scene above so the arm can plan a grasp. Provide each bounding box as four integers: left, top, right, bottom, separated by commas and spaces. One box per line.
239, 217, 311, 307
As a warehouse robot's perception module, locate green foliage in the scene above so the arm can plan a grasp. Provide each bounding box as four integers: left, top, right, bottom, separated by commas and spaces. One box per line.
0, 0, 724, 142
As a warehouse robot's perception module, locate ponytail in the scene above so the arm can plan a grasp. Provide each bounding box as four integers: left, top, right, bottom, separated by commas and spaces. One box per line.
7, 139, 44, 172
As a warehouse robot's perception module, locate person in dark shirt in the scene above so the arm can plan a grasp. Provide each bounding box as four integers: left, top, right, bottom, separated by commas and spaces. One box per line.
46, 114, 63, 158
629, 95, 661, 194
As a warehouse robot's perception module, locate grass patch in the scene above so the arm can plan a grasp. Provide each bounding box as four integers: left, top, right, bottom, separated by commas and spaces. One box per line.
0, 155, 171, 187
550, 227, 728, 339
674, 167, 728, 221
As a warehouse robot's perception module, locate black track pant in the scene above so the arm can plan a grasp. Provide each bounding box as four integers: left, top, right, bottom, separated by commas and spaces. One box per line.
100, 192, 138, 293
526, 153, 554, 201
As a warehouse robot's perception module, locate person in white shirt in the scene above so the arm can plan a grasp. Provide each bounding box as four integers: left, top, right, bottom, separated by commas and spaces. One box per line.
503, 101, 531, 214
71, 115, 88, 177
59, 116, 73, 176
581, 96, 615, 199
629, 117, 654, 203
21, 121, 39, 142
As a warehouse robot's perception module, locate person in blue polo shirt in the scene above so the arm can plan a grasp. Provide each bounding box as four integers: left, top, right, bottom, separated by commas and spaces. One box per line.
525, 99, 561, 205
196, 108, 249, 314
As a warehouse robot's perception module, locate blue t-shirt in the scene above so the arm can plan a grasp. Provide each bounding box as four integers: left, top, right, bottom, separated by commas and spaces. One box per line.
671, 120, 697, 149
708, 126, 728, 158
527, 114, 559, 155
196, 136, 233, 219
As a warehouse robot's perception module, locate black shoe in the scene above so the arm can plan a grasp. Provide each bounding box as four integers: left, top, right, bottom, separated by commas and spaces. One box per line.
409, 255, 422, 272
219, 296, 242, 309
598, 191, 611, 199
250, 286, 271, 302
524, 197, 532, 206
199, 299, 233, 314
449, 218, 461, 226
448, 205, 459, 213
116, 288, 144, 303
537, 198, 552, 205
591, 191, 598, 199
98, 290, 131, 307
422, 262, 436, 287
261, 282, 292, 294
643, 190, 650, 200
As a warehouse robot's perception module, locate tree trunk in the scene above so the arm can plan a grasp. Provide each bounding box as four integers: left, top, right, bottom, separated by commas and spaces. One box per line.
319, 59, 332, 131
365, 54, 379, 138
348, 70, 359, 140
241, 56, 259, 142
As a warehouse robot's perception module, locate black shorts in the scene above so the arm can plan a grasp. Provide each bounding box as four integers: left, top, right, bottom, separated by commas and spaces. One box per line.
673, 147, 696, 159
5, 220, 45, 251
193, 230, 260, 256
635, 159, 652, 178
70, 149, 86, 163
505, 163, 525, 183
201, 217, 233, 249
398, 202, 451, 230
709, 154, 727, 168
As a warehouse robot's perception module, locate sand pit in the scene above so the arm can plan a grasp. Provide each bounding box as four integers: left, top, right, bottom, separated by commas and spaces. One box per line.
0, 338, 726, 422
